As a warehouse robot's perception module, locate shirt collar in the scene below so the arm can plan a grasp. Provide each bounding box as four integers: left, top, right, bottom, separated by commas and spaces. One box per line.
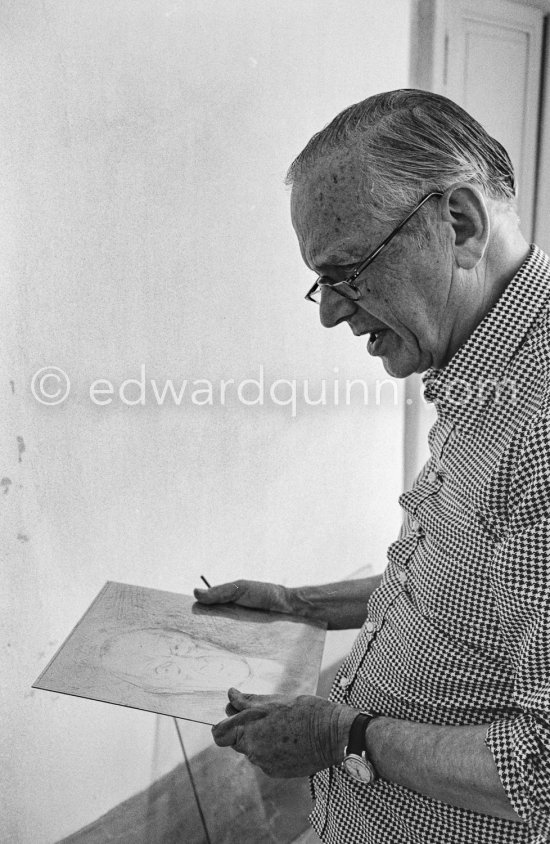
422, 245, 550, 412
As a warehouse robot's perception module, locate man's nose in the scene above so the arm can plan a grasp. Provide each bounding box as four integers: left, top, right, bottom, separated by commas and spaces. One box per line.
319, 288, 357, 328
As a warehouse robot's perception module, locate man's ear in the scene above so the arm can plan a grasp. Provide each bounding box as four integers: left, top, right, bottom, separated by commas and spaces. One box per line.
440, 184, 490, 269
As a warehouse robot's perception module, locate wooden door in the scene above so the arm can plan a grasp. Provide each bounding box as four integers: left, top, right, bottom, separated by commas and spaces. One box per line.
406, 0, 545, 489
412, 0, 543, 237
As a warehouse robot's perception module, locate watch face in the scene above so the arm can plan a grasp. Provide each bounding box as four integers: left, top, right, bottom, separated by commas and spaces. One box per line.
343, 753, 374, 784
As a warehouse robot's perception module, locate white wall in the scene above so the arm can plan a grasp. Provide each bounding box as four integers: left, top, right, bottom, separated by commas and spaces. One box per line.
535, 10, 550, 255
0, 1, 411, 840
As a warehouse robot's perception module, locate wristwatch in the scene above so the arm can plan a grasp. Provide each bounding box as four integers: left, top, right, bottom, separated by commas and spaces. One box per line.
342, 712, 377, 784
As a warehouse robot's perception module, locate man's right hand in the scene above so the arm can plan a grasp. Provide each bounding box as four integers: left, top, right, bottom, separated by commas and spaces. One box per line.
194, 579, 294, 615
194, 575, 383, 630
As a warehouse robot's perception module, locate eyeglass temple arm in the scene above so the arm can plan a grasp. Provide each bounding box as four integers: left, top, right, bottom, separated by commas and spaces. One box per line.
356, 191, 443, 270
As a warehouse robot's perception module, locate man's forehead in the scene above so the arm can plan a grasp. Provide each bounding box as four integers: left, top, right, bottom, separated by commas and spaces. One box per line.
290, 148, 376, 265
292, 148, 364, 206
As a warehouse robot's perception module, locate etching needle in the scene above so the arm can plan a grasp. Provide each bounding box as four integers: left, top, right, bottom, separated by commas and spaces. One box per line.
200, 575, 211, 588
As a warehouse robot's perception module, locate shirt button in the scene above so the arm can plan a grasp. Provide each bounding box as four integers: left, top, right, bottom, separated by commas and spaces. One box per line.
339, 676, 351, 688
427, 470, 438, 484
365, 620, 376, 633
397, 570, 408, 585
410, 518, 420, 532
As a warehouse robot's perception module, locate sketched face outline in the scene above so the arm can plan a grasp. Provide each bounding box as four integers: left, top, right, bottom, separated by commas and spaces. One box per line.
99, 627, 251, 694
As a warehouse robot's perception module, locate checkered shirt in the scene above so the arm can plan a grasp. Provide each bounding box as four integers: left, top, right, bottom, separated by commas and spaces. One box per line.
310, 245, 550, 843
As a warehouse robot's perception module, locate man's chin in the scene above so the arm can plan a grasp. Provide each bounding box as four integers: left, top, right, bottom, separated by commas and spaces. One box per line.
380, 356, 418, 379
378, 344, 431, 379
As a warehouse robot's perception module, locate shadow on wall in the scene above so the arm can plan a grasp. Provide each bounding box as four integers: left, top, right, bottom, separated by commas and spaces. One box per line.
60, 737, 312, 844
60, 667, 337, 844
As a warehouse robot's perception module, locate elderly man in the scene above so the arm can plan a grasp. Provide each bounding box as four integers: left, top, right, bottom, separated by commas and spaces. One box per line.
195, 90, 550, 843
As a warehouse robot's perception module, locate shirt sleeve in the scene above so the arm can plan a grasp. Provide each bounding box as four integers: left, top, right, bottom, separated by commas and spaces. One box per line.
485, 409, 550, 841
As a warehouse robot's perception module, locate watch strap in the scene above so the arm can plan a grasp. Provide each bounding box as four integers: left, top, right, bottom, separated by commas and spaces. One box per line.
346, 712, 376, 756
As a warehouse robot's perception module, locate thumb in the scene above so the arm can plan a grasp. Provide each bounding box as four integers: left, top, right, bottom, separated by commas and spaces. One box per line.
227, 687, 256, 711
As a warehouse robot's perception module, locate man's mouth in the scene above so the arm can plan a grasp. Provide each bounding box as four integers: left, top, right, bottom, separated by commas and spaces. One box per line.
367, 329, 388, 355
349, 323, 389, 354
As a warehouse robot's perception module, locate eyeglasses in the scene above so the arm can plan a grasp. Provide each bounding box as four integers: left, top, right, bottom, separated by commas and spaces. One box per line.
304, 191, 443, 304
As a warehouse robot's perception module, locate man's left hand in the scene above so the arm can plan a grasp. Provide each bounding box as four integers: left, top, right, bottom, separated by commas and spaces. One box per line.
211, 688, 359, 778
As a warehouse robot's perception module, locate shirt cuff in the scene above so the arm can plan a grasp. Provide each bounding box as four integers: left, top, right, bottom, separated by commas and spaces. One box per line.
486, 714, 550, 840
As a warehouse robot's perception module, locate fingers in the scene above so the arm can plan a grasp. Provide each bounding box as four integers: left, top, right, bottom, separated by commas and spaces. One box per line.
193, 579, 288, 613
225, 688, 260, 717
227, 687, 255, 710
194, 581, 242, 605
212, 707, 266, 747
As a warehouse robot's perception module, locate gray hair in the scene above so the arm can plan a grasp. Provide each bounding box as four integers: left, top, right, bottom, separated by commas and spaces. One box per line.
286, 89, 516, 224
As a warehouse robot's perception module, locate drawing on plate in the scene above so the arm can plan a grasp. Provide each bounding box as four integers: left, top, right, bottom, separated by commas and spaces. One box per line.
99, 627, 251, 694
33, 581, 327, 724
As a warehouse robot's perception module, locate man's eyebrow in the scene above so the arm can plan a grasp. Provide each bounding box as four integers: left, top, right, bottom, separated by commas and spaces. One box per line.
321, 253, 353, 264
314, 249, 365, 268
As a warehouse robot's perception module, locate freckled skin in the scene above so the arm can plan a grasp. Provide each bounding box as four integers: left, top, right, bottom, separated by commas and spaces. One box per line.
291, 150, 492, 378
